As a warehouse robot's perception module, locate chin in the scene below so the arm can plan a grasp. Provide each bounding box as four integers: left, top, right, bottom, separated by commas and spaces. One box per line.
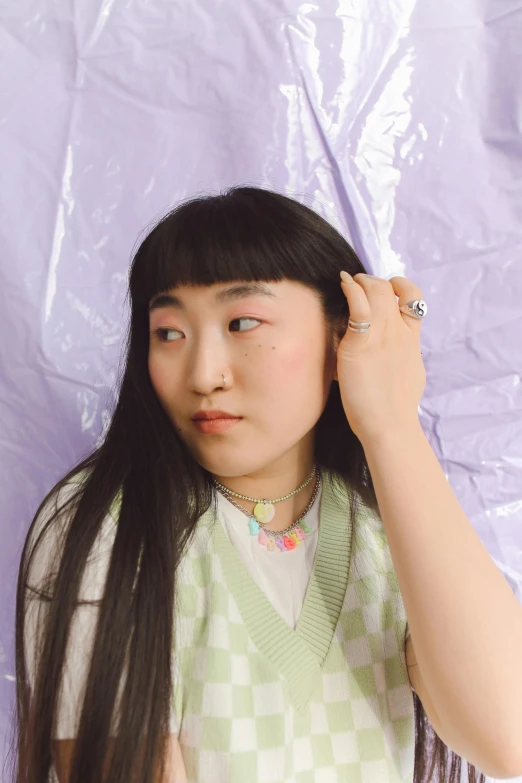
190, 447, 274, 479
195, 456, 260, 479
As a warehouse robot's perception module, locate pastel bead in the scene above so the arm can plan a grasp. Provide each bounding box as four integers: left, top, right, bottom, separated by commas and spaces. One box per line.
300, 520, 312, 534
283, 535, 296, 550
258, 528, 268, 547
275, 537, 286, 552
266, 538, 276, 551
295, 527, 306, 541
288, 531, 301, 546
249, 517, 260, 535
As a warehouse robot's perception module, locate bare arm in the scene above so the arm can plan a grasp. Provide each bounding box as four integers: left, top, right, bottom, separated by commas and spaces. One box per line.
363, 424, 522, 779
52, 733, 188, 783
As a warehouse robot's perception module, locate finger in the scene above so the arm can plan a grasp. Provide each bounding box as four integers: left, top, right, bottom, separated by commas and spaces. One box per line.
339, 271, 373, 338
388, 275, 425, 336
343, 271, 391, 328
388, 275, 423, 302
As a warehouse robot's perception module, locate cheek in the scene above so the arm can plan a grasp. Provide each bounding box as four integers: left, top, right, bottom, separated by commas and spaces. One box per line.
148, 355, 172, 403
278, 352, 308, 379
148, 354, 159, 388
260, 337, 325, 388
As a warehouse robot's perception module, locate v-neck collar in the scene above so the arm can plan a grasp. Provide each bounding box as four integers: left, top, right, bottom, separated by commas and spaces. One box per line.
205, 467, 353, 712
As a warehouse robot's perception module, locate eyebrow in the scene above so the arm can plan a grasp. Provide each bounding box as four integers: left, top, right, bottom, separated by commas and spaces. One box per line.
148, 282, 278, 312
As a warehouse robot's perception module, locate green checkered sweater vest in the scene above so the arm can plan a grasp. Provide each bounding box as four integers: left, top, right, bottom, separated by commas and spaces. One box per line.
171, 468, 415, 782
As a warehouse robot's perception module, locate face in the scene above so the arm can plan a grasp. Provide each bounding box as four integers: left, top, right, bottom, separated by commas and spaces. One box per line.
148, 279, 339, 478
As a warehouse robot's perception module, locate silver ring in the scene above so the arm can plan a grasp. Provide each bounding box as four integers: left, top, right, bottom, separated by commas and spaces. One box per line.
399, 299, 428, 319
348, 298, 428, 332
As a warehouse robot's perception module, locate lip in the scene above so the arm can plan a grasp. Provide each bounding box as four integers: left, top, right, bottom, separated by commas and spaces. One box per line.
192, 410, 239, 420
192, 417, 242, 434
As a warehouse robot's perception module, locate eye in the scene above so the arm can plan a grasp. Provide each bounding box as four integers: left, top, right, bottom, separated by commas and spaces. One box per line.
153, 318, 262, 342
155, 328, 182, 342
229, 317, 262, 333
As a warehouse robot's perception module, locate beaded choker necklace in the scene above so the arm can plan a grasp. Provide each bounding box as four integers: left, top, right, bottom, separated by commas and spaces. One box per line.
212, 466, 321, 552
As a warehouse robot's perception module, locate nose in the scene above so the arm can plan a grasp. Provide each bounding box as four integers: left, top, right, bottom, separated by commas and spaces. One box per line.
186, 334, 229, 395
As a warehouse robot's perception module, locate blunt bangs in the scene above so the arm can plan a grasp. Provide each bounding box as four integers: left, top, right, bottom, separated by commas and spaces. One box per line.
128, 186, 352, 316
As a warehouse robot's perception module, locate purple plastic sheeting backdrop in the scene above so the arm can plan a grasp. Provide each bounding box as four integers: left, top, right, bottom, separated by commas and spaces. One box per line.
1, 0, 522, 777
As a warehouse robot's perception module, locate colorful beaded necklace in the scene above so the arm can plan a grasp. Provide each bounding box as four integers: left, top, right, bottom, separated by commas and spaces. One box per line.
212, 465, 320, 552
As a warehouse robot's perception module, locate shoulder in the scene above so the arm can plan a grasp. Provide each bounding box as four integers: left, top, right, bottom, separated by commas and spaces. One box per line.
351, 498, 394, 572
25, 476, 85, 587
25, 469, 118, 602
347, 493, 411, 642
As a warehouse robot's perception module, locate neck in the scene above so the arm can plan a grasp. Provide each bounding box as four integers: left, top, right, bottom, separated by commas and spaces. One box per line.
213, 456, 319, 534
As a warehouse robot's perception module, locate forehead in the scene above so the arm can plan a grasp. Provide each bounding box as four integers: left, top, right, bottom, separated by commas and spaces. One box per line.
148, 280, 314, 312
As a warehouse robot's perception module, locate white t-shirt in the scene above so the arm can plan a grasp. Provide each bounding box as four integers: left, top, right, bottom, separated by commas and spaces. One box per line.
215, 484, 321, 629
24, 480, 321, 740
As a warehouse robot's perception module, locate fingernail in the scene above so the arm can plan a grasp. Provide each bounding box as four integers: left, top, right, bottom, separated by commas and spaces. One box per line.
340, 270, 353, 284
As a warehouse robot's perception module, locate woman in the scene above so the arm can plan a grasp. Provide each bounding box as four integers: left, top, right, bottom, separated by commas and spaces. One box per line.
15, 186, 484, 782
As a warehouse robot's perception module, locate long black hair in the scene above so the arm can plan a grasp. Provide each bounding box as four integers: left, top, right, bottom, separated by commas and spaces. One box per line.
13, 185, 485, 782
